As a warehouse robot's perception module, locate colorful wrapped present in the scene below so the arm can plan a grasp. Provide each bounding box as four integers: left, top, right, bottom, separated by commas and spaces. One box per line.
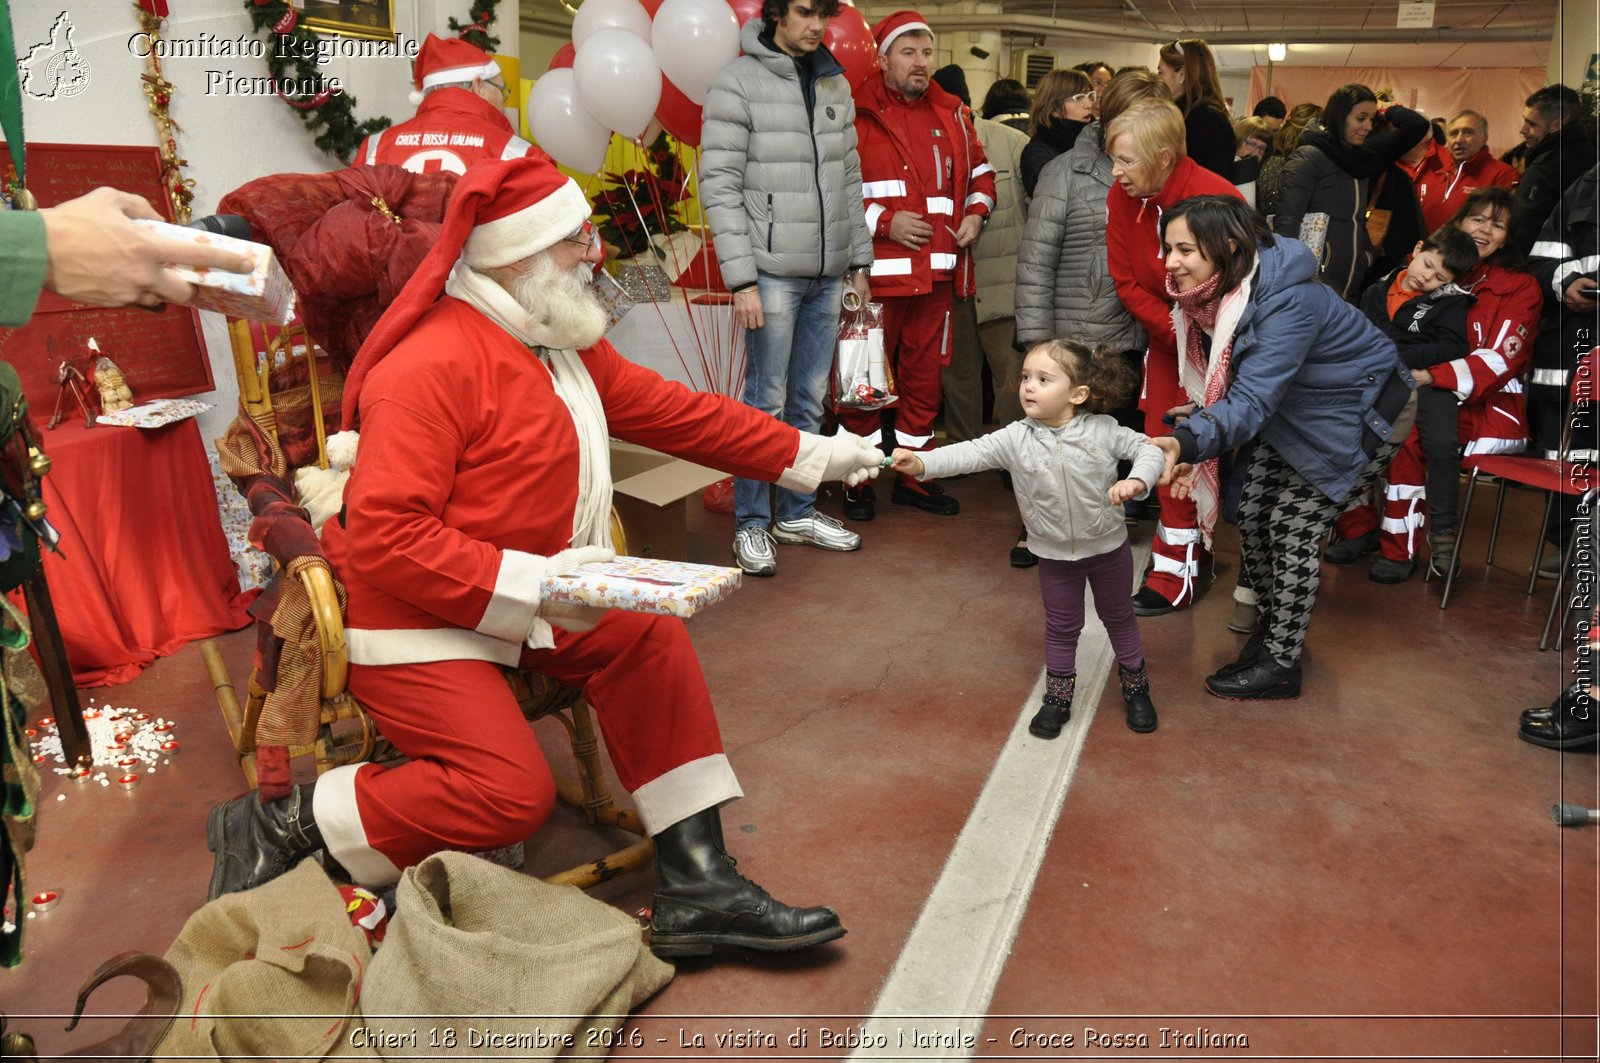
134, 218, 296, 324
540, 556, 741, 618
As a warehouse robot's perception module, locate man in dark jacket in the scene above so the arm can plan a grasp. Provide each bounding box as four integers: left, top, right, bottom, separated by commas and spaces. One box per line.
1511, 84, 1593, 257
1527, 163, 1598, 464
701, 0, 875, 577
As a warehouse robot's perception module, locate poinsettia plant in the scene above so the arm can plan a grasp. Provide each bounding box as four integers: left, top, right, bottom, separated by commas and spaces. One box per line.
592, 132, 688, 258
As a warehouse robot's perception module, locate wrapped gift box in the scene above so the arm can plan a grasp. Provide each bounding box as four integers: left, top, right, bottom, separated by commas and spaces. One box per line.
540, 556, 741, 618
135, 218, 296, 324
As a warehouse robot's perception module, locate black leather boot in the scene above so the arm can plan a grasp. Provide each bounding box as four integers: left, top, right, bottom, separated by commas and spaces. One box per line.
649, 807, 844, 958
1119, 661, 1157, 733
1028, 671, 1074, 739
206, 786, 324, 900
1519, 687, 1598, 750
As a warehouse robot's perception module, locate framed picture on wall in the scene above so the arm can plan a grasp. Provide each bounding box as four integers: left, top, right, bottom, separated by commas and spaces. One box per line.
299, 0, 397, 42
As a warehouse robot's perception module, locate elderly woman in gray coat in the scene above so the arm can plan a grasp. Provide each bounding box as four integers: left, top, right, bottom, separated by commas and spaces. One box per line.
1012, 70, 1169, 566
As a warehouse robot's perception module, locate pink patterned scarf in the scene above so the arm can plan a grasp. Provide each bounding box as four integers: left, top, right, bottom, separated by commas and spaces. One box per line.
1165, 270, 1232, 545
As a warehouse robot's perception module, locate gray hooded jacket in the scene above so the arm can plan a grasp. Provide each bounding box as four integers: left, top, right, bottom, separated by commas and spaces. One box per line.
700, 20, 873, 290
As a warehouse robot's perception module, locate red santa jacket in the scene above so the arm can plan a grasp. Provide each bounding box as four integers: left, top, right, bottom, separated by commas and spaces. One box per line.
322, 297, 801, 665
1105, 157, 1244, 358
356, 89, 546, 175
854, 75, 996, 298
1416, 148, 1520, 234
1429, 259, 1542, 455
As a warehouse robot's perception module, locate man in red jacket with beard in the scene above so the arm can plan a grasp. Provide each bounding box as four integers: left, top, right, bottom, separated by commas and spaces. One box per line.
355, 34, 545, 175
840, 10, 996, 521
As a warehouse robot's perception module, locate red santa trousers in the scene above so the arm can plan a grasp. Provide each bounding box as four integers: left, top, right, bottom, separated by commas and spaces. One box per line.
1141, 344, 1208, 607
311, 611, 733, 886
838, 285, 953, 454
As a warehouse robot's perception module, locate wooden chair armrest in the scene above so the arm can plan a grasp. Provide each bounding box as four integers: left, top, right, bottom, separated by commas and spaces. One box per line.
298, 562, 346, 698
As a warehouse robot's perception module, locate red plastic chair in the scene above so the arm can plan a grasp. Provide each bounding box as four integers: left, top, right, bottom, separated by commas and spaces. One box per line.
1435, 347, 1598, 649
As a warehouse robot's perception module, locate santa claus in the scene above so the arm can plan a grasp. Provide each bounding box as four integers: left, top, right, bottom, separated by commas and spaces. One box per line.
206, 157, 883, 959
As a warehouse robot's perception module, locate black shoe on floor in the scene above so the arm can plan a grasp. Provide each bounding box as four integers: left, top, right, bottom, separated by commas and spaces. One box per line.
206, 785, 324, 900
1368, 556, 1416, 583
1130, 586, 1178, 616
1028, 699, 1071, 739
1518, 687, 1599, 750
1205, 657, 1302, 700
891, 478, 960, 515
1324, 531, 1378, 565
1211, 628, 1267, 681
842, 484, 876, 522
1521, 685, 1588, 724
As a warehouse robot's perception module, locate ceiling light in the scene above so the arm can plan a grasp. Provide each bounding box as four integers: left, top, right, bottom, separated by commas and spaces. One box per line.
1267, 42, 1287, 62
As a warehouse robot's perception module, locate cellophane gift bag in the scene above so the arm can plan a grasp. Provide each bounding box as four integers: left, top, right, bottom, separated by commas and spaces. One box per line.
833, 301, 897, 412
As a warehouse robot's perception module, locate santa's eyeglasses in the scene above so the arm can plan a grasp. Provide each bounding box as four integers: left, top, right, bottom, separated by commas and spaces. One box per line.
561, 219, 600, 250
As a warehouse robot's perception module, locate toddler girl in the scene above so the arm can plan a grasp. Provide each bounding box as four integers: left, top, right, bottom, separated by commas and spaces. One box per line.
891, 339, 1168, 735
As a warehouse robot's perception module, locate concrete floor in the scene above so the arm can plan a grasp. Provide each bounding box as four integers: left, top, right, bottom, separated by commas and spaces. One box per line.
4, 470, 1596, 1060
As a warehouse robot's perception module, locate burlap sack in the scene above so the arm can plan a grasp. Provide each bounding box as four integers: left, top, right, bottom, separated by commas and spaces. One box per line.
156, 859, 378, 1062
361, 851, 672, 1060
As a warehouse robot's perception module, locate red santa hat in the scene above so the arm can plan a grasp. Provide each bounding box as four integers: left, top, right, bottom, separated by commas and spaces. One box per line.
872, 10, 932, 54
410, 33, 501, 103
341, 157, 590, 426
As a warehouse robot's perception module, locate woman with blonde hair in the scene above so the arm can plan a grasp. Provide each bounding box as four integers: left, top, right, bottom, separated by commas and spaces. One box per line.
1103, 97, 1244, 615
1155, 37, 1235, 179
1020, 68, 1095, 197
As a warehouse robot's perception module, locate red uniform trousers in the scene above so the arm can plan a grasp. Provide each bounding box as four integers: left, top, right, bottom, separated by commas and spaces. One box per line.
1334, 429, 1428, 561
345, 611, 723, 872
838, 285, 953, 455
1140, 341, 1209, 606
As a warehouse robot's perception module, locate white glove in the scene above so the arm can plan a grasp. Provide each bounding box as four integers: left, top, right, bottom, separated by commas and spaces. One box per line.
544, 545, 614, 575
821, 431, 884, 487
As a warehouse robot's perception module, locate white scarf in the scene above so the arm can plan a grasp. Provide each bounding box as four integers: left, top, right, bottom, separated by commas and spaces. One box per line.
444, 261, 615, 551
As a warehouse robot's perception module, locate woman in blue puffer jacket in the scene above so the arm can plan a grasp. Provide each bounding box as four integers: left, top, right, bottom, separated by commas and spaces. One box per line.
1150, 196, 1414, 701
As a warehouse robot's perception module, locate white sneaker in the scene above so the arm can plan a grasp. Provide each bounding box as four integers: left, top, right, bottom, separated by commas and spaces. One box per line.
733, 526, 777, 576
771, 512, 862, 552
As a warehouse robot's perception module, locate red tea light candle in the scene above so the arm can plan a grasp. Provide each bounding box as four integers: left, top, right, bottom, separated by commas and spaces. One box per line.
31, 751, 47, 764
113, 731, 133, 743
132, 713, 152, 723
116, 756, 140, 769
117, 774, 140, 789
69, 765, 91, 781
105, 742, 127, 755
30, 890, 59, 912
23, 727, 35, 738
152, 722, 174, 733
36, 716, 55, 727
159, 740, 181, 753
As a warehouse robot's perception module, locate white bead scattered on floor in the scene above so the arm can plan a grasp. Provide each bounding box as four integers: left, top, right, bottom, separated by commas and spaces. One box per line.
28, 698, 179, 804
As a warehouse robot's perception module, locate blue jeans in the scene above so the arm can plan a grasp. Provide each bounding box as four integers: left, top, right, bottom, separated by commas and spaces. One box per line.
734, 272, 844, 528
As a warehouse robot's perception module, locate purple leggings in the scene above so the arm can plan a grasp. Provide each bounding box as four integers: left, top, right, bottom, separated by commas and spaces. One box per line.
1037, 541, 1145, 675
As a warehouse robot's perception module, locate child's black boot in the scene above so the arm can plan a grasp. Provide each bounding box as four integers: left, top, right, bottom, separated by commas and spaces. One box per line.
1120, 660, 1158, 733
1029, 671, 1074, 739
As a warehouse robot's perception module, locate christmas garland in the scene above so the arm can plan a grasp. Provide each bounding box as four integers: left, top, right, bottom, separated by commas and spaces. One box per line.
242, 0, 393, 163
448, 0, 501, 54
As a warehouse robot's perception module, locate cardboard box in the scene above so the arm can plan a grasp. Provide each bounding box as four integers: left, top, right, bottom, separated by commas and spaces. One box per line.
609, 441, 726, 560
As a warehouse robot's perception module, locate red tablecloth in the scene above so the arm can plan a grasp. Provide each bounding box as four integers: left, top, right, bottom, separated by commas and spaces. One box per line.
30, 416, 251, 686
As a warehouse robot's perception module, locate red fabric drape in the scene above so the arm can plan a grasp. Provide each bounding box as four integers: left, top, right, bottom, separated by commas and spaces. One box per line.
1248, 66, 1547, 159
25, 418, 251, 686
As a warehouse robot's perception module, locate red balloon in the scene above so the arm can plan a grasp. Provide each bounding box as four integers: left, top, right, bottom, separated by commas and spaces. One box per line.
548, 42, 575, 71
725, 0, 761, 32
656, 74, 702, 147
825, 4, 876, 90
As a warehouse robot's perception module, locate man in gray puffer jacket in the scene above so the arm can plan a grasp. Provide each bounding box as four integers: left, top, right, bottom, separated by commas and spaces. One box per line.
702, 3, 875, 578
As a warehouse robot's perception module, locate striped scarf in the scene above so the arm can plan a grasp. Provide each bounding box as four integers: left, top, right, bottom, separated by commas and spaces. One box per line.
1166, 270, 1231, 546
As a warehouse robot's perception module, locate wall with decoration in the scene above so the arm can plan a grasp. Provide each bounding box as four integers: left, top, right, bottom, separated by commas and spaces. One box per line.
6, 0, 512, 445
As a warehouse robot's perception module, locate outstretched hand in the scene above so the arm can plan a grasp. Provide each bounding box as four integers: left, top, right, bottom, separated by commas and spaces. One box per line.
888, 447, 924, 477
1150, 436, 1182, 484
1167, 465, 1196, 499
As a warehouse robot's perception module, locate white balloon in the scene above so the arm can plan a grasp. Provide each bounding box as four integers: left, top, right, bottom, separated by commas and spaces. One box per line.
651, 0, 740, 105
528, 68, 613, 174
571, 0, 652, 49
574, 28, 662, 139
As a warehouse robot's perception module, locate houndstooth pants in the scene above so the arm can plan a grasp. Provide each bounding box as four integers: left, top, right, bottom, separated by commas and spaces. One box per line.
1238, 438, 1399, 668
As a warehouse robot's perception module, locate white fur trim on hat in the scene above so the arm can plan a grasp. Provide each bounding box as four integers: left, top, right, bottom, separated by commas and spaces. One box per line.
878, 18, 931, 53
462, 178, 591, 269
420, 58, 501, 92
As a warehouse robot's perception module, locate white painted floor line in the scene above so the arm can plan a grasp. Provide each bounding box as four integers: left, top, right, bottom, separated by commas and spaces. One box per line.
848, 537, 1155, 1061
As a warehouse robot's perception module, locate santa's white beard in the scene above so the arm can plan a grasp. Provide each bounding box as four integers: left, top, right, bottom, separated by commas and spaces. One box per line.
507, 255, 609, 350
